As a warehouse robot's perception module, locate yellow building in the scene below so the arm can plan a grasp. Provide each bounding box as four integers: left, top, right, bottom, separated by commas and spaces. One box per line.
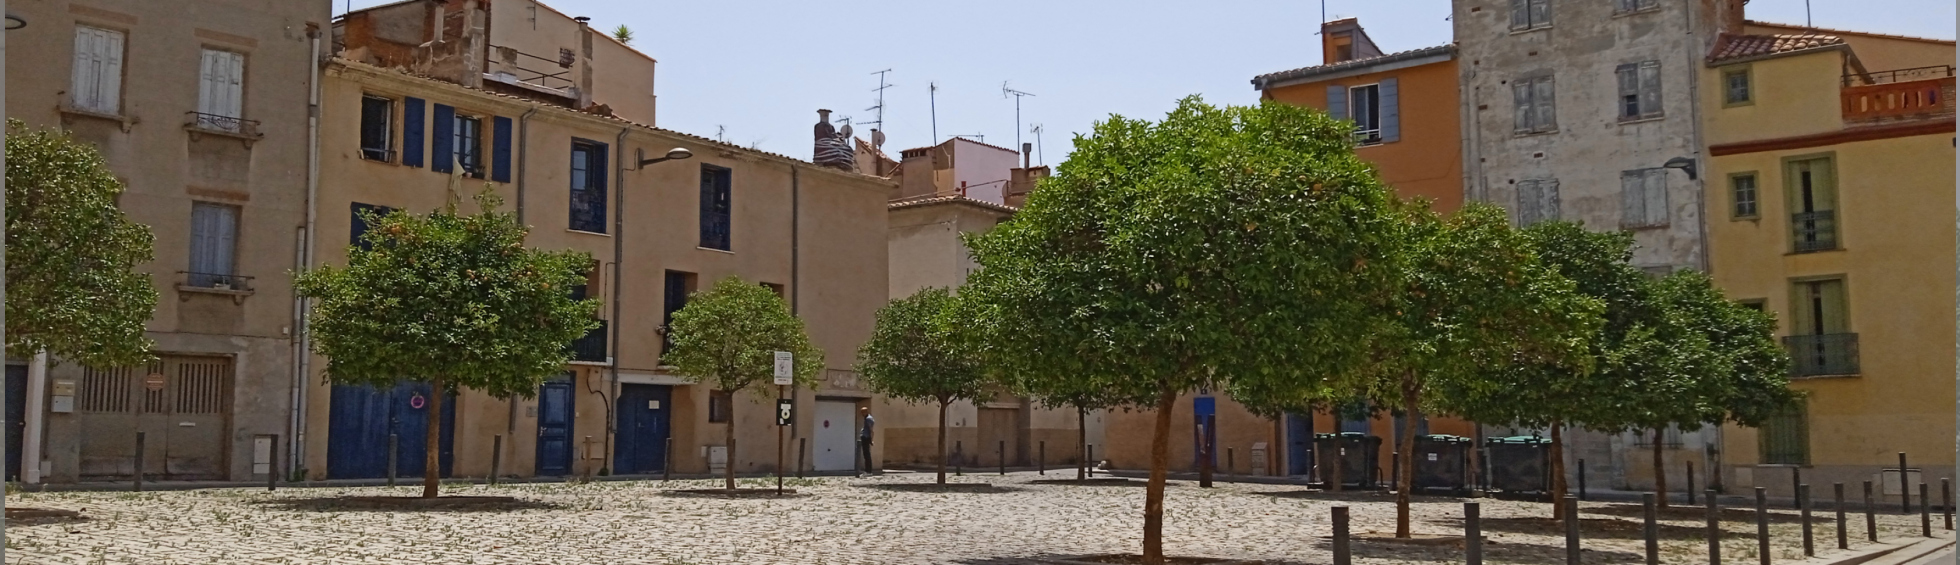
1700, 28, 1955, 501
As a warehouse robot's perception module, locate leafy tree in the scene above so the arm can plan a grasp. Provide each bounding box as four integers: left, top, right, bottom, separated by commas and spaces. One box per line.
858, 287, 987, 485
5, 120, 156, 366
960, 97, 1402, 564
297, 191, 598, 498
1349, 203, 1602, 537
665, 276, 823, 490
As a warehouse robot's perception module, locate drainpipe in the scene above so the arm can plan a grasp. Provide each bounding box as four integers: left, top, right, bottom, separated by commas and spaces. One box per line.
509, 105, 538, 441
603, 126, 629, 474
291, 24, 325, 479
20, 351, 46, 483
1683, 0, 1721, 490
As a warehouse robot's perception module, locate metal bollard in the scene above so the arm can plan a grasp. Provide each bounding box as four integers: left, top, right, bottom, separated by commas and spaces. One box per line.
1227, 447, 1235, 475
490, 434, 503, 486
268, 435, 280, 492
1578, 459, 1588, 501
1756, 487, 1771, 565
1944, 478, 1953, 531
1564, 496, 1581, 565
1087, 445, 1095, 478
134, 431, 146, 492
1835, 482, 1847, 550
1039, 441, 1045, 475
1865, 480, 1878, 542
1793, 467, 1803, 510
998, 440, 1006, 476
1466, 501, 1483, 565
1707, 488, 1721, 565
1332, 505, 1352, 565
1920, 483, 1931, 537
796, 437, 805, 479
665, 437, 675, 482
1899, 452, 1910, 514
1643, 493, 1659, 565
1800, 483, 1814, 557
387, 433, 399, 486
1688, 462, 1697, 505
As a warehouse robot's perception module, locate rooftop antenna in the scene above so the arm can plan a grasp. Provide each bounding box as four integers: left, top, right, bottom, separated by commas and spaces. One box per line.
867, 69, 894, 148
716, 125, 726, 143
1002, 82, 1037, 161
950, 134, 985, 143
1805, 0, 1812, 27
929, 82, 940, 145
1030, 123, 1046, 166
1316, 0, 1325, 32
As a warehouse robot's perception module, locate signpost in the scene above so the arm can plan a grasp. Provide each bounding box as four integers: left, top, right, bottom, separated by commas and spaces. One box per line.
774, 351, 792, 494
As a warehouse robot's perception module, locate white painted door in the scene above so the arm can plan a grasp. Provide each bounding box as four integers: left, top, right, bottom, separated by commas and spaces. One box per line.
813, 401, 856, 472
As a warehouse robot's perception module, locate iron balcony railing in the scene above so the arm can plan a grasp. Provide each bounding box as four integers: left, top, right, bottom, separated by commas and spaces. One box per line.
1784, 333, 1859, 377
1791, 210, 1839, 253
569, 320, 608, 363
185, 112, 261, 138
179, 272, 254, 292
1352, 128, 1383, 146
1845, 64, 1956, 87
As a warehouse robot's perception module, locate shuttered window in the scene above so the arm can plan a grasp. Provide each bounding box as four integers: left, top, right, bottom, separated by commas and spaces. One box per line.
350, 203, 394, 251
196, 49, 245, 132
71, 26, 125, 114
1758, 399, 1809, 465
1620, 169, 1669, 228
1789, 279, 1848, 337
1340, 79, 1401, 146
360, 95, 394, 162
569, 140, 609, 233
1349, 84, 1382, 145
1509, 0, 1552, 30
454, 114, 483, 177
699, 165, 732, 251
1786, 156, 1839, 253
1513, 76, 1557, 134
1617, 61, 1664, 121
188, 203, 239, 288
1731, 173, 1760, 218
491, 116, 514, 183
662, 271, 696, 359
1614, 0, 1660, 14
1515, 179, 1560, 226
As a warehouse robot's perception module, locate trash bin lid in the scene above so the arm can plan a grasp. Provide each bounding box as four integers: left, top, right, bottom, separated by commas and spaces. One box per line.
1486, 435, 1550, 445
1416, 434, 1471, 443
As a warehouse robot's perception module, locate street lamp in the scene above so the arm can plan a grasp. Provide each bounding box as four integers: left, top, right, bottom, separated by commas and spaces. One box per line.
636, 147, 692, 169
1662, 156, 1698, 181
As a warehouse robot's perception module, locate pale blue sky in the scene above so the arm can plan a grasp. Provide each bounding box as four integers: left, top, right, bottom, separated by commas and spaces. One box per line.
345, 0, 1954, 165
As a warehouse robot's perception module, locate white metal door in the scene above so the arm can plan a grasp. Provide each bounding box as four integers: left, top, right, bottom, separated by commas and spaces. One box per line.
813, 400, 855, 471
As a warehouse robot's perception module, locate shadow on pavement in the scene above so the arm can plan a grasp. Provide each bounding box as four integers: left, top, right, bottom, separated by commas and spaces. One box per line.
1470, 516, 1745, 541
860, 483, 1027, 494
1583, 502, 1808, 524
251, 496, 563, 513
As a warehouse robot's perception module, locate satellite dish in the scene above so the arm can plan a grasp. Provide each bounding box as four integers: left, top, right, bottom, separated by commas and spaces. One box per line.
840, 123, 854, 138
872, 129, 886, 147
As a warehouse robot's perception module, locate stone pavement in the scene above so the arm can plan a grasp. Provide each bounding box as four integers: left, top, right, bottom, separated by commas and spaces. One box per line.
2, 472, 1948, 564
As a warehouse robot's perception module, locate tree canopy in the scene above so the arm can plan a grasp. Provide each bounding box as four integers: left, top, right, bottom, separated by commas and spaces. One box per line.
296, 191, 599, 497
5, 120, 157, 367
665, 276, 823, 489
960, 97, 1403, 564
858, 287, 987, 484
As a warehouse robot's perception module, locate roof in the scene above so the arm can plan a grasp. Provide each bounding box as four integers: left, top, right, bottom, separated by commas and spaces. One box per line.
1252, 44, 1455, 90
887, 194, 1019, 215
897, 136, 1024, 159
1746, 20, 1956, 46
1707, 33, 1846, 64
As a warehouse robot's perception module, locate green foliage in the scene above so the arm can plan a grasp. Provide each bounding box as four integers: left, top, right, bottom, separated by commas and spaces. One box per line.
295, 190, 599, 399
858, 288, 987, 407
4, 120, 157, 366
1644, 270, 1797, 430
665, 276, 824, 397
612, 25, 634, 45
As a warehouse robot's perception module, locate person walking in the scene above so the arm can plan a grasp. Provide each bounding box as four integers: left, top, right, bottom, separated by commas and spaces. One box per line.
858, 406, 877, 476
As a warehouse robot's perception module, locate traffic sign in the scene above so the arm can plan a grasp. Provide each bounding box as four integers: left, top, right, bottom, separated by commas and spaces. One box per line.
776, 398, 794, 426
773, 351, 794, 385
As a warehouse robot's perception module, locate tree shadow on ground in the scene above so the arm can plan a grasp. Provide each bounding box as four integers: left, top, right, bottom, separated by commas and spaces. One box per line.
1468, 516, 1747, 541
1583, 502, 1806, 524
1307, 536, 1649, 564
251, 496, 563, 513
660, 488, 811, 499
951, 555, 1259, 565
4, 508, 89, 528
1026, 478, 1170, 487
860, 483, 1026, 494
1256, 489, 1456, 504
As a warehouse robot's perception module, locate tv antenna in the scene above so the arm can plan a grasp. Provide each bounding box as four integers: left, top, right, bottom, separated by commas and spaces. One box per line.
1030, 123, 1045, 166
867, 69, 894, 148
929, 82, 940, 145
950, 133, 985, 143
1002, 82, 1036, 160
716, 125, 726, 143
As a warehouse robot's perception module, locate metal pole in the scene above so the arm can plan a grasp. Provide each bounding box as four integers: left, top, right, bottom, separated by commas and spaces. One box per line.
1332, 505, 1352, 565
1865, 480, 1878, 542
1227, 447, 1234, 475
268, 435, 279, 492
1564, 496, 1581, 565
1643, 493, 1659, 565
1688, 462, 1697, 505
663, 437, 674, 482
1899, 452, 1910, 514
1793, 467, 1802, 510
1800, 483, 1814, 557
776, 385, 785, 495
1, 0, 11, 547
1707, 488, 1721, 565
998, 440, 1005, 476
1755, 487, 1770, 565
1578, 459, 1587, 501
1087, 445, 1095, 478
1943, 478, 1952, 530
796, 437, 806, 479
1038, 441, 1045, 475
490, 434, 502, 486
1919, 483, 1931, 537
1466, 501, 1483, 565
387, 433, 398, 487
134, 432, 146, 492
1835, 482, 1847, 550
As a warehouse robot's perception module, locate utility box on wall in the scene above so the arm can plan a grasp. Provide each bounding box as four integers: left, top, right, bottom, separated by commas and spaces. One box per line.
49, 380, 76, 413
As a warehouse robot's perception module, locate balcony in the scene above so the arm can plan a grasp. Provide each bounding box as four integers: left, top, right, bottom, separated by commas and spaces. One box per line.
1784, 333, 1859, 377
1842, 66, 1955, 124
568, 320, 608, 363
174, 272, 255, 303
1790, 210, 1838, 253
1352, 128, 1383, 147
184, 112, 264, 146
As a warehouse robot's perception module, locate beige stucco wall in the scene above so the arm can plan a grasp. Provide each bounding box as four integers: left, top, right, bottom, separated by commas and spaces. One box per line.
1703, 50, 1848, 146
486, 0, 656, 125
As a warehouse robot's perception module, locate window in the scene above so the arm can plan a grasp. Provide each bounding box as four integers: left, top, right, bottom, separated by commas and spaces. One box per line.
360, 95, 394, 162
1786, 156, 1838, 253
1349, 84, 1382, 145
196, 49, 245, 132
661, 270, 697, 360
699, 165, 732, 251
1512, 76, 1557, 134
1616, 61, 1663, 121
1787, 277, 1857, 377
1515, 179, 1560, 225
349, 203, 394, 251
1614, 0, 1659, 14
1730, 173, 1759, 218
1326, 79, 1399, 144
1723, 67, 1753, 106
188, 203, 239, 288
1619, 168, 1669, 228
70, 26, 125, 114
1739, 299, 1767, 313
708, 390, 732, 423
569, 140, 609, 233
1509, 0, 1552, 31
1758, 399, 1809, 465
762, 282, 786, 299
454, 114, 483, 177
1633, 426, 1683, 448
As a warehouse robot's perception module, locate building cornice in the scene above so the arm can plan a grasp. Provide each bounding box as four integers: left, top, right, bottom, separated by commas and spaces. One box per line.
1709, 118, 1955, 156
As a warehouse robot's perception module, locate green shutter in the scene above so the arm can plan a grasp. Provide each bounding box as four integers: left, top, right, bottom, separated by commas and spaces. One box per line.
1758, 399, 1809, 465
1818, 279, 1848, 334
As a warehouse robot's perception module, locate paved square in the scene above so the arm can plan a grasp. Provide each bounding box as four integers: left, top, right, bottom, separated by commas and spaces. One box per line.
3, 473, 1945, 564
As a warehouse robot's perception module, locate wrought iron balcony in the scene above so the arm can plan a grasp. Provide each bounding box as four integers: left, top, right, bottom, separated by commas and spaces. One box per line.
1791, 210, 1839, 253
1352, 128, 1383, 146
569, 320, 608, 363
178, 272, 254, 292
184, 112, 263, 143
1784, 333, 1859, 377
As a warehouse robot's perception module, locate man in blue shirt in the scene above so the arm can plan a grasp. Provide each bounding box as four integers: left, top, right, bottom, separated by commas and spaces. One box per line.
858, 406, 876, 476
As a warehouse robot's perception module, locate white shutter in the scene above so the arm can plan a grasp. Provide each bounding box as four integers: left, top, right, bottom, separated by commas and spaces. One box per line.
1621, 171, 1644, 226
71, 27, 125, 114
1510, 0, 1529, 30
1532, 78, 1556, 132
1638, 61, 1663, 117
1643, 169, 1669, 226
1528, 0, 1550, 27
1539, 179, 1560, 222
1513, 81, 1532, 133
198, 49, 244, 131
71, 28, 98, 111
100, 31, 124, 113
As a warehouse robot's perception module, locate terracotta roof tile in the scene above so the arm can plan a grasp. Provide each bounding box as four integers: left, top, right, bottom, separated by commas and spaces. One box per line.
1707, 33, 1846, 64
1746, 20, 1956, 46
887, 194, 1019, 214
1251, 44, 1455, 90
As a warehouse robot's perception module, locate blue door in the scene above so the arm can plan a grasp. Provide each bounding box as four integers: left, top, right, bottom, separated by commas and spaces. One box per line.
535, 375, 575, 476
614, 384, 672, 475
1285, 413, 1314, 476
326, 382, 455, 479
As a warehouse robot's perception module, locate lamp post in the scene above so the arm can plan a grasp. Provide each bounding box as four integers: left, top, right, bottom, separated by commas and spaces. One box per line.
1663, 156, 1699, 181
4, 6, 22, 559
637, 147, 693, 169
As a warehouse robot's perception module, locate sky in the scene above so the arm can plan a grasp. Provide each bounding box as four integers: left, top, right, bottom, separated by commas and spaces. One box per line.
344, 0, 1956, 167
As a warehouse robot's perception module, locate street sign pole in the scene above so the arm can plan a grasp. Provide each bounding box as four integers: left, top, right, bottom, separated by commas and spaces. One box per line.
774, 352, 793, 495
777, 384, 785, 495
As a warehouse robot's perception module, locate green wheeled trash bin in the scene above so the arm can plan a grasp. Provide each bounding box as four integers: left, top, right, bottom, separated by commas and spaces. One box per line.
1485, 435, 1552, 495
1314, 432, 1383, 489
1412, 435, 1473, 494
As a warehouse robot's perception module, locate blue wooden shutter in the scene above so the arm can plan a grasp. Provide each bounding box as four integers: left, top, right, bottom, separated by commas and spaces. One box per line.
1378, 77, 1400, 143
402, 97, 426, 168
1326, 85, 1349, 121
591, 141, 609, 232
491, 116, 514, 183
431, 104, 455, 174
351, 203, 393, 250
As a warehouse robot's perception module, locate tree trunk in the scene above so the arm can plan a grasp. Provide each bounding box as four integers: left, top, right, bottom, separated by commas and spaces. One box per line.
1550, 423, 1567, 520
423, 375, 443, 499
1653, 428, 1668, 509
937, 399, 949, 485
1396, 373, 1421, 538
1077, 407, 1087, 481
725, 399, 738, 491
1142, 387, 1177, 565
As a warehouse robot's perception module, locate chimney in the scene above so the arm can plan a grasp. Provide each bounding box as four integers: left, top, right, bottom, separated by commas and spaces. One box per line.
1021, 143, 1032, 169
574, 17, 595, 109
